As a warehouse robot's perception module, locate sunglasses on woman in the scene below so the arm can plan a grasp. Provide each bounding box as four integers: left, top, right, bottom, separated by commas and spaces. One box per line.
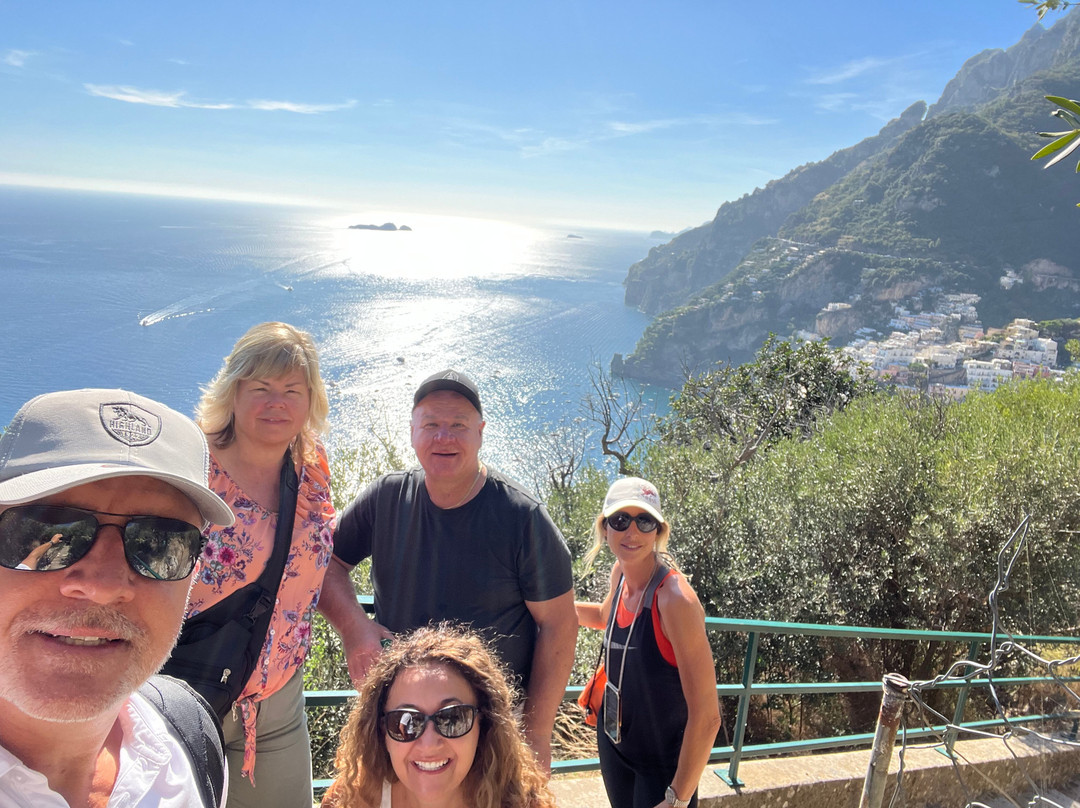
382, 704, 480, 742
0, 504, 205, 581
605, 510, 659, 533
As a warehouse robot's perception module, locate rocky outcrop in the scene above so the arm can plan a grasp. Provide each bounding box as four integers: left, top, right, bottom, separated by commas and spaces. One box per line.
624, 101, 927, 316
927, 22, 1064, 117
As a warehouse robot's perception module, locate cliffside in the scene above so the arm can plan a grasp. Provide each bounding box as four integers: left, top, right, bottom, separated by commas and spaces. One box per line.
624, 101, 927, 316
618, 11, 1080, 385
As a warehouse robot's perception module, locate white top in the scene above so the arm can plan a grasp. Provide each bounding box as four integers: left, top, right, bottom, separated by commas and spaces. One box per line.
0, 692, 215, 808
381, 780, 392, 808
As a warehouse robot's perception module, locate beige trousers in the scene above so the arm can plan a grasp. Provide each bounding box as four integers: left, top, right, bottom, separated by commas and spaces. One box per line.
222, 669, 313, 808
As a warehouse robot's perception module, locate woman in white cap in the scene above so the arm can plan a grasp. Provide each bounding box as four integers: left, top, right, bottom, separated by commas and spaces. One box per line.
576, 478, 721, 808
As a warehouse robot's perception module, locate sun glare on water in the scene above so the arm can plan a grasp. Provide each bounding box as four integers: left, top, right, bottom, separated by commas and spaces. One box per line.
326, 211, 545, 281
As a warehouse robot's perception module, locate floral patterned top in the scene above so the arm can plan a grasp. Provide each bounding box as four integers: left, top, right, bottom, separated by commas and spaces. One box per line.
186, 441, 336, 781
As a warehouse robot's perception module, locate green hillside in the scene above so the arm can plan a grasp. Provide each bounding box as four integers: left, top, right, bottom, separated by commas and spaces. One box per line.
618, 14, 1080, 385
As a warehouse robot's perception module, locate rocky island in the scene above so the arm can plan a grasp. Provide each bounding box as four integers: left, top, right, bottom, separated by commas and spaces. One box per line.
348, 222, 412, 231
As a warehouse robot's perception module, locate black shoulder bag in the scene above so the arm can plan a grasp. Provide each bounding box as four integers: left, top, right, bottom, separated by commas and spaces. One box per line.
161, 449, 299, 722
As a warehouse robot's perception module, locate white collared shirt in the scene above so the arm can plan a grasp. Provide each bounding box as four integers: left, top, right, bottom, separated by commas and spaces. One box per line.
0, 692, 216, 807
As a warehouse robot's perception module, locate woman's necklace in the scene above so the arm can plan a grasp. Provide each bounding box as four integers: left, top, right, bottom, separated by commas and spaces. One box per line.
451, 462, 485, 509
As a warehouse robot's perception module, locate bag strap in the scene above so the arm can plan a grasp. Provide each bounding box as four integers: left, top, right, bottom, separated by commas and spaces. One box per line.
139, 675, 226, 808
240, 448, 299, 627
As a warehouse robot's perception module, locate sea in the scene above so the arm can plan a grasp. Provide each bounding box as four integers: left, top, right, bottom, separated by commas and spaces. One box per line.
0, 185, 667, 486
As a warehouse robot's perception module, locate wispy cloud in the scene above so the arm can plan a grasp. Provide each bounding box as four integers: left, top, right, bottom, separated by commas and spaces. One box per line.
814, 92, 859, 112
85, 84, 234, 109
608, 119, 679, 135
3, 49, 35, 68
168, 58, 189, 66
248, 98, 357, 114
520, 137, 582, 158
518, 111, 776, 158
84, 84, 355, 114
806, 56, 890, 85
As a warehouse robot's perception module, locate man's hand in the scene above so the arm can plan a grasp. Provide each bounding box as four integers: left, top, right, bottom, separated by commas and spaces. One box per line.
523, 727, 553, 773
341, 614, 393, 687
317, 557, 393, 686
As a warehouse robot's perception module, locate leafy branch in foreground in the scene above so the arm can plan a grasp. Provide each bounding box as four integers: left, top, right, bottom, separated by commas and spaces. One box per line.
1033, 96, 1080, 205
1019, 0, 1073, 19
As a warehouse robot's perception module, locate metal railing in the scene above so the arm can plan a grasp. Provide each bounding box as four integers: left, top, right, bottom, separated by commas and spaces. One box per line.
306, 598, 1080, 790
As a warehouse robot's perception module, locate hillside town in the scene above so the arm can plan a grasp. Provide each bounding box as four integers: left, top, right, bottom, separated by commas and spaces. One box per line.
828, 292, 1065, 396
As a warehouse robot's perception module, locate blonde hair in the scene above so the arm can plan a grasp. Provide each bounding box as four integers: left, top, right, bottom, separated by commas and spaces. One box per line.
325, 625, 556, 808
582, 512, 672, 570
196, 322, 329, 464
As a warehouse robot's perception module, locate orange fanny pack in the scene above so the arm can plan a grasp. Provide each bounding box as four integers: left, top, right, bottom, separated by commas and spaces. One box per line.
577, 661, 607, 727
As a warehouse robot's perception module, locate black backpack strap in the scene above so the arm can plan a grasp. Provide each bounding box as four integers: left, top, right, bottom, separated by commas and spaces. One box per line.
242, 447, 300, 627
643, 560, 671, 609
139, 675, 226, 808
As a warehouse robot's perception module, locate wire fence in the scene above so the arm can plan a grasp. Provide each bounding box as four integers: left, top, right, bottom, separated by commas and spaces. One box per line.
865, 517, 1080, 808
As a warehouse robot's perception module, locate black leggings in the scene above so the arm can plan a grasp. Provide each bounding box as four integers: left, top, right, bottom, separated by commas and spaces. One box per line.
597, 724, 699, 808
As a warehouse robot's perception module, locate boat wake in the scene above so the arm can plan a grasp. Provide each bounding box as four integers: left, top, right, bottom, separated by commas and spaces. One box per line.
137, 254, 343, 327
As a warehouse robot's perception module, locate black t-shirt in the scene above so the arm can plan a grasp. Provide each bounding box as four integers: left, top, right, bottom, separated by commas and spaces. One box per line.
334, 468, 573, 689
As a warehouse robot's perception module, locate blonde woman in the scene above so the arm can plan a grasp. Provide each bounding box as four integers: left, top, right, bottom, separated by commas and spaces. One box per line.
184, 321, 335, 808
576, 477, 721, 808
322, 625, 556, 808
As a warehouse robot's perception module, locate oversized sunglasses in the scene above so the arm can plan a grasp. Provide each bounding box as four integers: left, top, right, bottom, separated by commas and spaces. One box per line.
0, 504, 205, 581
605, 511, 659, 533
382, 704, 480, 743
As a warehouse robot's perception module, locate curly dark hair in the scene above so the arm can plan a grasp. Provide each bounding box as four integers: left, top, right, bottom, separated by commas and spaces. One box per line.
323, 624, 556, 808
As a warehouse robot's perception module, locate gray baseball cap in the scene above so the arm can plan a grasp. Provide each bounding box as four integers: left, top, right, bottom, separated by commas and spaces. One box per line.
0, 388, 234, 527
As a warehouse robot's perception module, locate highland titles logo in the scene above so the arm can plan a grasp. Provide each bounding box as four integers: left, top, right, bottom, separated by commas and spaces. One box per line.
99, 403, 161, 446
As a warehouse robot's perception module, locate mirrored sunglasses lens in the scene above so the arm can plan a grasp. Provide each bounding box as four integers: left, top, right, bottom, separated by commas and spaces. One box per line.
0, 506, 96, 571
385, 709, 423, 741
123, 518, 203, 581
607, 512, 632, 531
636, 514, 658, 532
432, 705, 476, 738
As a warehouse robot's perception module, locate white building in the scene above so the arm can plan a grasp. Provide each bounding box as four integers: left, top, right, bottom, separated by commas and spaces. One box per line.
965, 358, 1013, 391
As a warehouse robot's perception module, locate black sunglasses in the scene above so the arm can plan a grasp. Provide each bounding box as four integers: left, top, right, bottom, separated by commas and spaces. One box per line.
605, 511, 659, 533
0, 504, 205, 581
382, 704, 480, 743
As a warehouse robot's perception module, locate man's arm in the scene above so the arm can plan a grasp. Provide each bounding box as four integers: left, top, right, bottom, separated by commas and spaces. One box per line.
317, 557, 392, 686
521, 589, 578, 773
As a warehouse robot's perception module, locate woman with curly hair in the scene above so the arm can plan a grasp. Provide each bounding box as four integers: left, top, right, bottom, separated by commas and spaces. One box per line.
322, 624, 556, 808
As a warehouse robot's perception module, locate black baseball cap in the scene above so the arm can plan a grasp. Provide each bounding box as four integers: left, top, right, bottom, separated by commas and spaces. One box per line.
413, 369, 482, 416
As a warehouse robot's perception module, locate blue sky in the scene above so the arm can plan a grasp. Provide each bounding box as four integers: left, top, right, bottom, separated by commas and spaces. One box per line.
0, 2, 1068, 231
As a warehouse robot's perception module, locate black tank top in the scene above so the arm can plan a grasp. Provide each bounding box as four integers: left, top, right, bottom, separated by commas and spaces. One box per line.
604, 563, 688, 769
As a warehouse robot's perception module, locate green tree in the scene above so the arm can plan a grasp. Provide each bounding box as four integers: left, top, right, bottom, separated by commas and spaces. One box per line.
667, 335, 875, 465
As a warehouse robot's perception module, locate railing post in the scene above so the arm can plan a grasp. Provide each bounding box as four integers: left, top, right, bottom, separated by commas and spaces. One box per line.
717, 630, 759, 788
944, 639, 981, 754
859, 673, 910, 808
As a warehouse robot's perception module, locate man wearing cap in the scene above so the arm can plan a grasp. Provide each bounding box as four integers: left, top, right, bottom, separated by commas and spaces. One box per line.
320, 369, 577, 770
0, 389, 235, 807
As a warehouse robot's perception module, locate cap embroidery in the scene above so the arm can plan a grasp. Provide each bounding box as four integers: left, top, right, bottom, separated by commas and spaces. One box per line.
99, 403, 161, 447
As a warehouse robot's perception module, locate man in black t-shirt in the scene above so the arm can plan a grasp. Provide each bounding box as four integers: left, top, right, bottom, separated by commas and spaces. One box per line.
319, 369, 577, 771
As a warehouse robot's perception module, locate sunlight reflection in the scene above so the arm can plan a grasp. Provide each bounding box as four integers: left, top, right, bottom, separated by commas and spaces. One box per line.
325, 211, 545, 280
